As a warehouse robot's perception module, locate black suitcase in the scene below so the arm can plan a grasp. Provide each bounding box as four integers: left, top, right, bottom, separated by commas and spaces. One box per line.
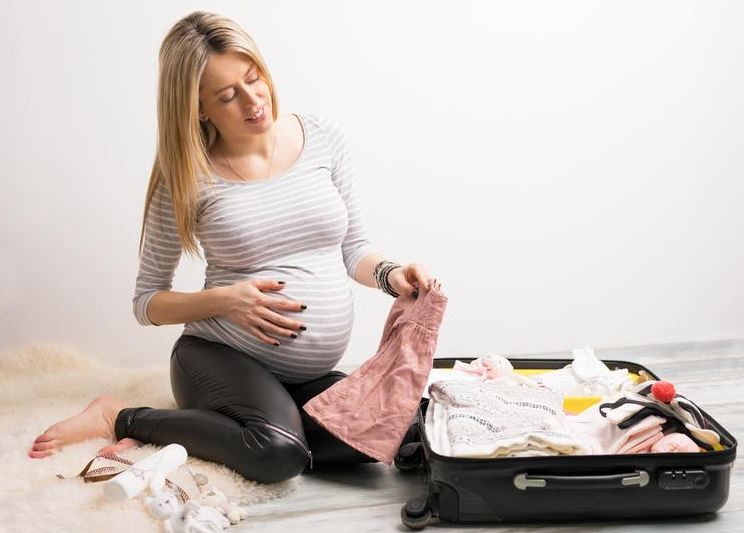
395, 357, 738, 530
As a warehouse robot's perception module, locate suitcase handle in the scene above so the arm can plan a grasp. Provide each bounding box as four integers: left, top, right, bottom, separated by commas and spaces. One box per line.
514, 470, 650, 490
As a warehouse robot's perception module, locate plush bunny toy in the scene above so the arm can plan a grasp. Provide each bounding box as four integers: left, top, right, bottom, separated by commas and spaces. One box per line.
198, 484, 249, 524
144, 474, 230, 533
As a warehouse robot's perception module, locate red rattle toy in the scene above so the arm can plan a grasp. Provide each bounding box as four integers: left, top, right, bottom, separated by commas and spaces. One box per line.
651, 381, 676, 403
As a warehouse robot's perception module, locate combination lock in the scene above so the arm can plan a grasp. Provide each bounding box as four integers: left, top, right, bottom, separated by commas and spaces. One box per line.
657, 469, 709, 490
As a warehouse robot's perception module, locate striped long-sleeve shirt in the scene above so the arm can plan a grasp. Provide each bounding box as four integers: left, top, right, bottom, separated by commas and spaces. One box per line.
133, 113, 377, 383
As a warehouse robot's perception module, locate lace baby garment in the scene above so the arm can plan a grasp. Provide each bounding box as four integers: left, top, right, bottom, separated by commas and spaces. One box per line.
302, 278, 448, 464
426, 380, 589, 458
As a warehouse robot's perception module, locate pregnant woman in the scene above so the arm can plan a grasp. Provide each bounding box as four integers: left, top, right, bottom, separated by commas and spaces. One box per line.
28, 11, 434, 483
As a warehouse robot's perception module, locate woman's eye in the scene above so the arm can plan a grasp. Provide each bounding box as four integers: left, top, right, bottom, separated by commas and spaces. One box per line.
219, 77, 260, 103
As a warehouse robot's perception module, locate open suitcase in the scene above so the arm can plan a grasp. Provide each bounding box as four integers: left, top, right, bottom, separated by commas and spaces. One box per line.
395, 357, 738, 530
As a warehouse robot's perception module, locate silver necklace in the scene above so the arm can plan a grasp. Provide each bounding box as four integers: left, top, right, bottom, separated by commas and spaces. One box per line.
220, 127, 279, 182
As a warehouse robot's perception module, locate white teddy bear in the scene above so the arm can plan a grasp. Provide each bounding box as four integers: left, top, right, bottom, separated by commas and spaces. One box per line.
198, 484, 249, 525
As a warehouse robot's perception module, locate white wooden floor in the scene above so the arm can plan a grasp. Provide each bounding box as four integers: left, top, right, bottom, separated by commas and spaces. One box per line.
235, 340, 743, 532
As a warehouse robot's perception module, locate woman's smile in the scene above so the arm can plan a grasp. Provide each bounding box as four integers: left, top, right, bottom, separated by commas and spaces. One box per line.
245, 105, 267, 124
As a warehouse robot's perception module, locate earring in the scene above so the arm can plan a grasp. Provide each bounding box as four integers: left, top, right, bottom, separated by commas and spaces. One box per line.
199, 115, 208, 123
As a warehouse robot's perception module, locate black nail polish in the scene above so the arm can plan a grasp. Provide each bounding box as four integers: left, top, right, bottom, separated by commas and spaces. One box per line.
300, 305, 307, 310
274, 342, 280, 346
299, 326, 307, 331
291, 333, 298, 338
278, 281, 286, 285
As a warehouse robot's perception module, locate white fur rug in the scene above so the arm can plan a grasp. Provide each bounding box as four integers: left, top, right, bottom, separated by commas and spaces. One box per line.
0, 342, 299, 533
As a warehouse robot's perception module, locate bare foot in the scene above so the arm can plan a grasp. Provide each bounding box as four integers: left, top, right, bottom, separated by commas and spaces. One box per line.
29, 394, 130, 459
96, 437, 144, 456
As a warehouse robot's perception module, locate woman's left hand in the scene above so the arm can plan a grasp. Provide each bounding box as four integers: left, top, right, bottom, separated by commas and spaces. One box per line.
388, 263, 431, 299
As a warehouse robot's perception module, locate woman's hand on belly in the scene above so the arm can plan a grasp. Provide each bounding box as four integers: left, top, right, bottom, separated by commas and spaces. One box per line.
217, 278, 307, 346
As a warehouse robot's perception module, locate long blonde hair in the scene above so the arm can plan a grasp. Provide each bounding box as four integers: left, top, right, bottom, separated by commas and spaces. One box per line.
139, 11, 280, 258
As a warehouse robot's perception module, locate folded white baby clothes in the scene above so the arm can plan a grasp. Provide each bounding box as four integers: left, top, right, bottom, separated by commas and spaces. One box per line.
625, 429, 665, 454
569, 405, 667, 455
534, 346, 633, 397
425, 380, 589, 458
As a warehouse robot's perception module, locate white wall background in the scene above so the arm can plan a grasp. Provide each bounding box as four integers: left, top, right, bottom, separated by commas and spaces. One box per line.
1, 1, 742, 367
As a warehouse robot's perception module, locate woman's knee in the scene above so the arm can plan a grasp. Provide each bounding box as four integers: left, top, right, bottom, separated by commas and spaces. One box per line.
237, 422, 310, 483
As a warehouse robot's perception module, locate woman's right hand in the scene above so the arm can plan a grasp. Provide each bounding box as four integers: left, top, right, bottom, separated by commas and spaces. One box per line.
219, 279, 306, 346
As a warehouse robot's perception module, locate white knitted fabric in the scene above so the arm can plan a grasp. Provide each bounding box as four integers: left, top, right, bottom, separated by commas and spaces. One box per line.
425, 380, 589, 458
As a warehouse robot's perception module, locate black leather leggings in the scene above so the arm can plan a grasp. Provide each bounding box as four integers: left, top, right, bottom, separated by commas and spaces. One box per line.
113, 334, 377, 483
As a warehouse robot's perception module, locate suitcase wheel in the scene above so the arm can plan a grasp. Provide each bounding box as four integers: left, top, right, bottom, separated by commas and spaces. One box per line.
394, 442, 424, 472
400, 497, 432, 530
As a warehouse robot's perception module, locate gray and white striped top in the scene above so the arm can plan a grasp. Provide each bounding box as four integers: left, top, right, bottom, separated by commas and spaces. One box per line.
133, 113, 377, 383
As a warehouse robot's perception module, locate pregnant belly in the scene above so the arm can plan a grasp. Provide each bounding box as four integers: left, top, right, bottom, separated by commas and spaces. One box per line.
259, 269, 355, 346
190, 262, 356, 381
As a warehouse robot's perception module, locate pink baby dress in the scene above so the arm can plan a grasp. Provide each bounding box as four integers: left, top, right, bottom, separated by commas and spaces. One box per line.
302, 278, 448, 464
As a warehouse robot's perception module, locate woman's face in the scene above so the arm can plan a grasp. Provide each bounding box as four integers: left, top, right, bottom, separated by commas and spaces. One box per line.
198, 51, 274, 138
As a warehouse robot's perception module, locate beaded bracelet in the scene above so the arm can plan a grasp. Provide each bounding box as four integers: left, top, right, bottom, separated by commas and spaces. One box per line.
373, 260, 401, 298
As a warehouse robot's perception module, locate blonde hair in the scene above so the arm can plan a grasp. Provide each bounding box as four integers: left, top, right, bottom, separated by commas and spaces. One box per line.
138, 11, 280, 258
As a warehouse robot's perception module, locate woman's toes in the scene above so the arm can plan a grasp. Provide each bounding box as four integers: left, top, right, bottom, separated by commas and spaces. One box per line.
34, 431, 55, 443
28, 448, 55, 459
31, 439, 59, 452
97, 438, 143, 456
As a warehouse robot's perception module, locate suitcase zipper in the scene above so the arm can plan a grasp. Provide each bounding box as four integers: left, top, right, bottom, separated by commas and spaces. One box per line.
251, 418, 314, 470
